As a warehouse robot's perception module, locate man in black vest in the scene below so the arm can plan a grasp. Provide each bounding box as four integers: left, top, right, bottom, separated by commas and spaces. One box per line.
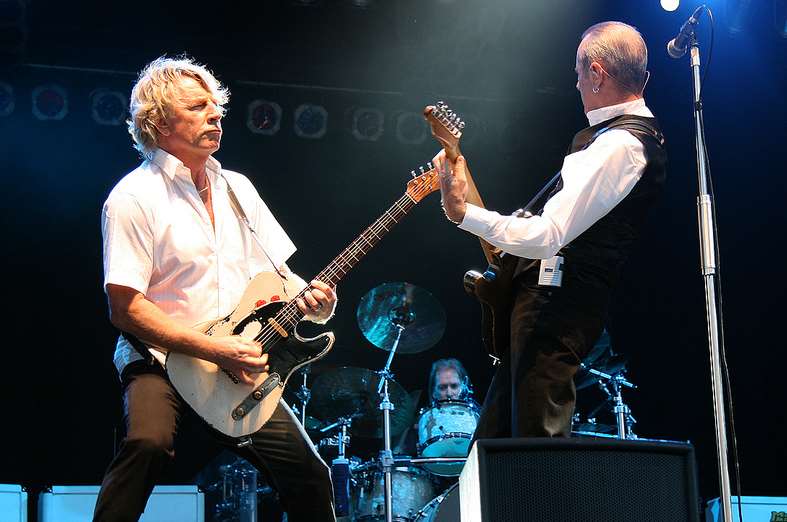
433, 21, 667, 438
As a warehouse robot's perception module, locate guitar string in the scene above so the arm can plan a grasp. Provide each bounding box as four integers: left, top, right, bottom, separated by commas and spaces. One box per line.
252, 193, 417, 348
251, 184, 430, 349
258, 179, 433, 341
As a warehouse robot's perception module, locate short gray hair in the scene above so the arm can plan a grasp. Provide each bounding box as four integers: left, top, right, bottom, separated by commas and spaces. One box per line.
127, 56, 229, 158
578, 21, 648, 95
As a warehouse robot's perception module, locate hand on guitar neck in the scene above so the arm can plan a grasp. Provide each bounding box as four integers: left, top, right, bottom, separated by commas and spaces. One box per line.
424, 103, 502, 265
432, 149, 469, 225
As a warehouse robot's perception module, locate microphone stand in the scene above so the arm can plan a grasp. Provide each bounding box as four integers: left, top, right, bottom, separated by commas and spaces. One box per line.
686, 33, 733, 522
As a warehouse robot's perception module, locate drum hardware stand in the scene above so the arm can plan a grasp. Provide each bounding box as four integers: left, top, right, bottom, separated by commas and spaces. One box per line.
295, 366, 311, 428
326, 416, 354, 517
376, 304, 413, 522
581, 364, 638, 439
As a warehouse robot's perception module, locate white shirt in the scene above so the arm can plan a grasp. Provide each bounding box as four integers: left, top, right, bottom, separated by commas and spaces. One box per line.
102, 149, 299, 373
459, 98, 654, 259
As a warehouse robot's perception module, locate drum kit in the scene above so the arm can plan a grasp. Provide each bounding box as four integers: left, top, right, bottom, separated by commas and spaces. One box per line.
303, 282, 475, 522
201, 287, 641, 522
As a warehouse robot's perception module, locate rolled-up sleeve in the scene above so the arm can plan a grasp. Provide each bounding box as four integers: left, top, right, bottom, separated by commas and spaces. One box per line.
102, 193, 153, 295
458, 129, 646, 259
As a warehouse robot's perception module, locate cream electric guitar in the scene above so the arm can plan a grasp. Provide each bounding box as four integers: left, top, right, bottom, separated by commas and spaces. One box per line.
163, 167, 440, 438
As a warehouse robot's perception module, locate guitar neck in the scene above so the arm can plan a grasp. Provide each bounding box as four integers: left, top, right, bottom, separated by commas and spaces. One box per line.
444, 145, 501, 265
277, 192, 419, 329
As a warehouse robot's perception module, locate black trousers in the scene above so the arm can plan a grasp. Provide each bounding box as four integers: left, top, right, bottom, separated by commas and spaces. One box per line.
93, 361, 335, 522
474, 277, 605, 439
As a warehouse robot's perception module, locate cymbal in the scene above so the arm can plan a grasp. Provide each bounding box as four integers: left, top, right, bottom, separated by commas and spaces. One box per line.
356, 282, 446, 354
309, 366, 416, 438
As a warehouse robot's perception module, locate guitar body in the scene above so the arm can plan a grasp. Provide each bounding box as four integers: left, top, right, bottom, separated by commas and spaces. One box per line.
166, 271, 335, 438
462, 254, 519, 360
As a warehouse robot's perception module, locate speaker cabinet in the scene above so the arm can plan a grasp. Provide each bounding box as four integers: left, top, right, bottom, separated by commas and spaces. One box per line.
38, 485, 204, 522
0, 484, 27, 522
459, 437, 699, 522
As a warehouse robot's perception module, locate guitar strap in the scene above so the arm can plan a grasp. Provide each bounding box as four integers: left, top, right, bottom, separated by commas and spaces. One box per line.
515, 116, 663, 218
120, 170, 290, 366
219, 172, 287, 281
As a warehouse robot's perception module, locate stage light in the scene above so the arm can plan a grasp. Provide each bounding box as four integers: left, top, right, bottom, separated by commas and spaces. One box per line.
351, 107, 384, 142
660, 0, 680, 11
31, 84, 68, 121
90, 89, 127, 126
293, 103, 328, 139
0, 82, 14, 117
395, 111, 428, 145
247, 100, 282, 135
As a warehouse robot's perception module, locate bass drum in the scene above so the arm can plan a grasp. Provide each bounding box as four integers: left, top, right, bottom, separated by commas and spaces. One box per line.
353, 465, 435, 521
413, 484, 459, 522
417, 399, 479, 476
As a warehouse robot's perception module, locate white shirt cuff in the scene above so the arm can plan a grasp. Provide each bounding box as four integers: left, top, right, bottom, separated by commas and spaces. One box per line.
458, 203, 495, 236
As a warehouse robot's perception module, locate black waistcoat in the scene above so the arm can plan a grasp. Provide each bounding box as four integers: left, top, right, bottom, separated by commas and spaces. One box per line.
513, 114, 667, 315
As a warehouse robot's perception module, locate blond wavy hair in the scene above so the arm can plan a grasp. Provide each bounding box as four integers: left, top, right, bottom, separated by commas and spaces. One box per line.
127, 56, 230, 158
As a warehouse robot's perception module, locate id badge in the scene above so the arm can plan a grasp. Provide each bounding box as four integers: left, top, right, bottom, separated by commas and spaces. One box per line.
538, 255, 564, 287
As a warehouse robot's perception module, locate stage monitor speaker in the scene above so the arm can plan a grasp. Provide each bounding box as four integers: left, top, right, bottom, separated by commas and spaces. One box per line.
706, 496, 787, 521
0, 484, 27, 522
459, 437, 699, 522
38, 485, 204, 522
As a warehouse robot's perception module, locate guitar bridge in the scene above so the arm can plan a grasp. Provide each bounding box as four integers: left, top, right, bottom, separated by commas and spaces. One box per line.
231, 373, 282, 420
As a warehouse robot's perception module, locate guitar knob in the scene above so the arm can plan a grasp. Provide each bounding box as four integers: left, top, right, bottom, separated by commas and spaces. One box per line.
482, 269, 497, 281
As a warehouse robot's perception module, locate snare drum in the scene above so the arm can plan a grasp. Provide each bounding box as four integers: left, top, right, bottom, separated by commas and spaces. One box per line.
417, 399, 479, 476
353, 465, 435, 521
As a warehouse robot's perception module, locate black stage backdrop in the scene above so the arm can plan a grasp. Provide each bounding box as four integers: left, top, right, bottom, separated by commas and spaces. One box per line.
1, 0, 785, 512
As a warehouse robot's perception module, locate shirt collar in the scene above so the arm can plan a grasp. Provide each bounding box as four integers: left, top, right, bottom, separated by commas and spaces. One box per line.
150, 148, 222, 181
586, 98, 652, 126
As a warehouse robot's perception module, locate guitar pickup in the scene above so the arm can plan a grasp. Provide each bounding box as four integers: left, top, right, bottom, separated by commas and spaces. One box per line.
231, 372, 281, 420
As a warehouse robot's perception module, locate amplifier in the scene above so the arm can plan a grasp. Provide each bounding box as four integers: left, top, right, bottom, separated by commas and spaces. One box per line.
0, 484, 27, 522
459, 437, 699, 522
706, 496, 787, 522
38, 485, 204, 522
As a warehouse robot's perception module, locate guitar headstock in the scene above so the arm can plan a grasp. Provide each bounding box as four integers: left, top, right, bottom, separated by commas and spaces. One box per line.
423, 101, 465, 161
405, 164, 440, 203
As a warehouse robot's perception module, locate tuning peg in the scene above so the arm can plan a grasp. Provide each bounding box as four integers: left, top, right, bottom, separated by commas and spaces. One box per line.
419, 166, 426, 174
458, 121, 466, 130
410, 170, 417, 178
427, 162, 433, 171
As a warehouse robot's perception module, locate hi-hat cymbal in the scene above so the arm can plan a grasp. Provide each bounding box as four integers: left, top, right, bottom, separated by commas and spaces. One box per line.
309, 366, 416, 438
356, 282, 446, 354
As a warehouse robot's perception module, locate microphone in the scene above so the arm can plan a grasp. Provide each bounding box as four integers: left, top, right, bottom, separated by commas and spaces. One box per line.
667, 5, 707, 59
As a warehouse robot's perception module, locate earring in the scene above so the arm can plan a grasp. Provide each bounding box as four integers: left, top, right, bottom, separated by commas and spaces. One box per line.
592, 86, 600, 94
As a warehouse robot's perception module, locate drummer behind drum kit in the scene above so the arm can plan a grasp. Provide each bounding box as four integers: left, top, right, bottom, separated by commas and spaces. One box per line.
203, 286, 643, 521
303, 282, 474, 522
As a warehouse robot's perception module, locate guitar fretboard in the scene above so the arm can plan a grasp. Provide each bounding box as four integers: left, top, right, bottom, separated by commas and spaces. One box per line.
271, 192, 418, 332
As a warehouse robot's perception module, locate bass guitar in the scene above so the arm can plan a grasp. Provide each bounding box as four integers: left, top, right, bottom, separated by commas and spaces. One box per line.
424, 101, 518, 362
161, 167, 440, 437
